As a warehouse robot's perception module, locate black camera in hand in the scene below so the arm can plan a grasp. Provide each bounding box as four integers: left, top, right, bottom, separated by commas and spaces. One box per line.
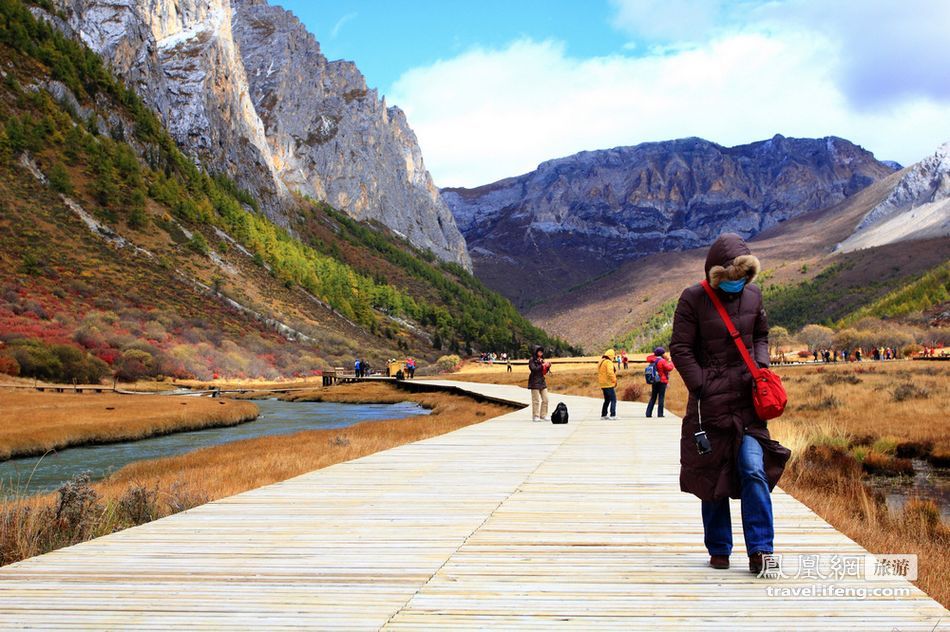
694, 430, 712, 455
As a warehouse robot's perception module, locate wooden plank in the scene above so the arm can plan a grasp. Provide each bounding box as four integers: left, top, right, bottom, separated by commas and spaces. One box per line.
0, 380, 946, 630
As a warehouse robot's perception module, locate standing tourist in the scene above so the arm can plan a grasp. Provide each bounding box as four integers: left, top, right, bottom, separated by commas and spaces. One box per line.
645, 347, 675, 418
598, 349, 618, 419
670, 233, 790, 574
528, 346, 551, 422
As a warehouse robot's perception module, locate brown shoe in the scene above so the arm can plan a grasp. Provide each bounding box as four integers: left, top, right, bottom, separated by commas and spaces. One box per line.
709, 555, 730, 570
749, 551, 771, 574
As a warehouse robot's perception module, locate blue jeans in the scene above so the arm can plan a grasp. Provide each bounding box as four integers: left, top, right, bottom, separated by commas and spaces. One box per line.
701, 434, 774, 556
646, 382, 666, 417
601, 387, 616, 417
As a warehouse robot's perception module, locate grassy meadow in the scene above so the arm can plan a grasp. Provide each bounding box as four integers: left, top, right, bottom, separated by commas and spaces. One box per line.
450, 358, 950, 607
0, 383, 512, 566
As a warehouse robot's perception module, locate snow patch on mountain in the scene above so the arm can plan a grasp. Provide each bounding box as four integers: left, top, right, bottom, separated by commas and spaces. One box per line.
838, 142, 950, 252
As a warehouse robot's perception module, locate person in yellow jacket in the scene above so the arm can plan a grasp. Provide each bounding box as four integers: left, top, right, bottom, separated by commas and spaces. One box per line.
598, 349, 618, 419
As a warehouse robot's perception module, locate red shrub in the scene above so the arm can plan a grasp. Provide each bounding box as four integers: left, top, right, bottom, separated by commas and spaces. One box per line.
0, 355, 20, 376
94, 348, 121, 365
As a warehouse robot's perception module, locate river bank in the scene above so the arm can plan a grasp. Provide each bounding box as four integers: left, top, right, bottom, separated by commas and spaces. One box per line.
0, 382, 514, 566
0, 398, 429, 497
0, 391, 259, 461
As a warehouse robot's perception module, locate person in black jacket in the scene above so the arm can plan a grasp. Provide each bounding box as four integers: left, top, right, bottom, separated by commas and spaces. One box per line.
527, 345, 550, 422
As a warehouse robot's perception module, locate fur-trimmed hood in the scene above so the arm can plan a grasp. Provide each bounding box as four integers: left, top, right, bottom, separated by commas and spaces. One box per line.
704, 233, 761, 288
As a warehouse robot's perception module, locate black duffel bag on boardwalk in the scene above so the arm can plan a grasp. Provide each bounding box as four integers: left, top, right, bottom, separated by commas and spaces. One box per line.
551, 402, 569, 424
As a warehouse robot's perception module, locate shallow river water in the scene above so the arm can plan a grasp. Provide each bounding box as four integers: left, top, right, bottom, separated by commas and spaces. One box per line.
866, 458, 950, 521
0, 398, 429, 497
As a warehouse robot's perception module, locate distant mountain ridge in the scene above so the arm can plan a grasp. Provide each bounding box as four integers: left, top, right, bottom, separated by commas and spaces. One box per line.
442, 135, 897, 307
517, 139, 950, 352
46, 0, 471, 268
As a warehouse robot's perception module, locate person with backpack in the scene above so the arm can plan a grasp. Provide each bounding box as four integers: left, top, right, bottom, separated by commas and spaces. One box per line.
597, 349, 618, 419
528, 345, 551, 422
670, 233, 790, 575
645, 346, 674, 418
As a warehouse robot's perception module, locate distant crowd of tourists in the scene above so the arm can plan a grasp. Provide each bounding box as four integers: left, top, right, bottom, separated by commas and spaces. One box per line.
479, 351, 514, 372
353, 357, 416, 379
353, 358, 372, 377
812, 346, 902, 363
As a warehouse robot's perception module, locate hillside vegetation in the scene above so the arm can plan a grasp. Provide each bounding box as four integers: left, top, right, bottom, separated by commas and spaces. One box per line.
762, 245, 950, 331
0, 0, 573, 382
839, 261, 949, 327
607, 249, 949, 356
610, 300, 676, 353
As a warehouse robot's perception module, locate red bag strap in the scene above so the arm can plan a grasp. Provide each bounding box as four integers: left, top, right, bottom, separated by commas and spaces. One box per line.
701, 280, 761, 380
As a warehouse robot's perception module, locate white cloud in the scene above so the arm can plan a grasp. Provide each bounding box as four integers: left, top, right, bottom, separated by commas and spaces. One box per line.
390, 32, 950, 188
330, 12, 357, 39
763, 0, 950, 107
609, 0, 724, 43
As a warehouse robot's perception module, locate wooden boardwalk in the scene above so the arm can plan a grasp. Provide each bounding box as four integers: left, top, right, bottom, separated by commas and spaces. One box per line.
0, 381, 946, 630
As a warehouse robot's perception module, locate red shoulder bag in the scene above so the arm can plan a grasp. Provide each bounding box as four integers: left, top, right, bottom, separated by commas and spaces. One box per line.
701, 280, 787, 420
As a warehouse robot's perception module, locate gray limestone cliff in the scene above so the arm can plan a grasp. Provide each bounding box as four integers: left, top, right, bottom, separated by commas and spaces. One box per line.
230, 0, 468, 267
51, 0, 470, 268
55, 0, 287, 216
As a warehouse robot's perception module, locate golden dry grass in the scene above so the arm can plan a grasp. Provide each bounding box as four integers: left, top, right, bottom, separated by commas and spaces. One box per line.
174, 376, 326, 391
0, 377, 178, 392
0, 391, 259, 460
454, 360, 950, 607
768, 362, 948, 452
767, 361, 949, 607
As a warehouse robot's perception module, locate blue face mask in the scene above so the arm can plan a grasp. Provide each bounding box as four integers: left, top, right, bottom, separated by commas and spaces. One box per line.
718, 278, 747, 293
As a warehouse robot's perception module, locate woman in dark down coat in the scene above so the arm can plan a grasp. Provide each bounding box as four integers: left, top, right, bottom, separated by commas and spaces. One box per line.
527, 345, 550, 422
670, 233, 790, 574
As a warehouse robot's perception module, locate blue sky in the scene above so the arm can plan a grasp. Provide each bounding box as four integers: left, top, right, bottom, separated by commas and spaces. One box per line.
279, 1, 627, 91
277, 1, 950, 187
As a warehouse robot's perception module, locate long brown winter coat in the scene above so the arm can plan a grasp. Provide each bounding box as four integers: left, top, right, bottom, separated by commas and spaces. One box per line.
670, 234, 790, 501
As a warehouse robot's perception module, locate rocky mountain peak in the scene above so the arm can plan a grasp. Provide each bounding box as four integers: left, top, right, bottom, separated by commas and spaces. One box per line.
49, 0, 471, 268
55, 0, 288, 215
856, 141, 950, 230
443, 135, 896, 307
836, 141, 950, 252
229, 0, 469, 267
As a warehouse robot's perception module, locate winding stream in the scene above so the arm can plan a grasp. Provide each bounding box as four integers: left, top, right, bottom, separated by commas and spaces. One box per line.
0, 398, 429, 497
